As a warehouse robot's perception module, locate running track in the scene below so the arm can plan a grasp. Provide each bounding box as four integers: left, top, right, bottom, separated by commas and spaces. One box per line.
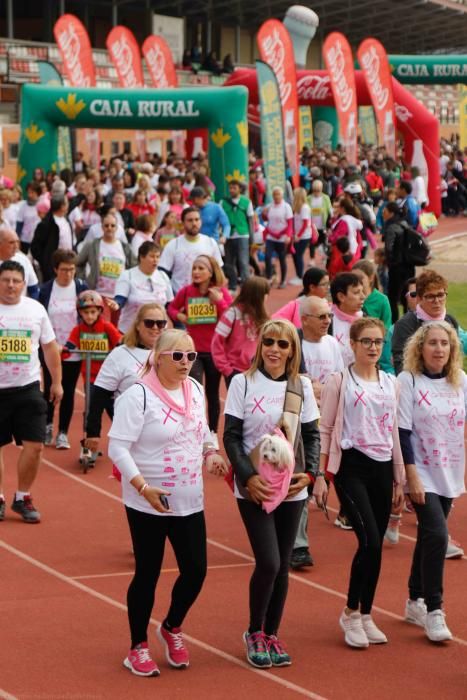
1, 217, 466, 700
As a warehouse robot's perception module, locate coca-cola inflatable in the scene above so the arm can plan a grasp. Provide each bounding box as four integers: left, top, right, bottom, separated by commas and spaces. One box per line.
224, 67, 441, 216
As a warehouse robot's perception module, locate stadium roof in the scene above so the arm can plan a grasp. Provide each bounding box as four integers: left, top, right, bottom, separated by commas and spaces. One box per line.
110, 0, 467, 53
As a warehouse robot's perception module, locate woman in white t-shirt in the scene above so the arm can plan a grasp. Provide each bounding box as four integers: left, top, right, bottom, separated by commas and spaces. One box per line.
223, 319, 320, 669
84, 302, 167, 457
114, 241, 173, 334
108, 330, 227, 677
398, 321, 466, 643
316, 317, 404, 649
291, 187, 316, 285
263, 187, 293, 289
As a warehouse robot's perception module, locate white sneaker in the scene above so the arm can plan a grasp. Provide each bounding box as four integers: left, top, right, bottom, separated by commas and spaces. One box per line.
289, 276, 302, 286
405, 598, 427, 627
425, 610, 453, 642
384, 515, 401, 545
339, 610, 369, 648
209, 431, 219, 450
361, 615, 388, 644
45, 423, 53, 446
55, 432, 71, 450
445, 537, 464, 559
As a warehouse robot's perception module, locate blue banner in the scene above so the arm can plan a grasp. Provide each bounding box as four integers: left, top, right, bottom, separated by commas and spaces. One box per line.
37, 61, 73, 172
256, 60, 286, 202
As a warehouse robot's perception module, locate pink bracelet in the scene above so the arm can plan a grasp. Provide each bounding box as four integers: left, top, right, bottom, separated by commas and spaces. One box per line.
138, 483, 149, 496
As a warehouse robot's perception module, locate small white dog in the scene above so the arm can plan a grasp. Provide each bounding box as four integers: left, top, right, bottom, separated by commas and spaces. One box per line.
258, 433, 294, 472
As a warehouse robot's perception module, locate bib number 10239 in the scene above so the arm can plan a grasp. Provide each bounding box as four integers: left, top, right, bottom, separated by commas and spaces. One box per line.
186, 297, 217, 325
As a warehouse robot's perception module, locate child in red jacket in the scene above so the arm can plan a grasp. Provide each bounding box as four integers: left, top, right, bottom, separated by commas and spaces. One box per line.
64, 290, 122, 383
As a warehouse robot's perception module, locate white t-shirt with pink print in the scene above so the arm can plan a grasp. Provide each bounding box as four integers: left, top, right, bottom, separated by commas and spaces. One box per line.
397, 371, 467, 498
341, 369, 397, 462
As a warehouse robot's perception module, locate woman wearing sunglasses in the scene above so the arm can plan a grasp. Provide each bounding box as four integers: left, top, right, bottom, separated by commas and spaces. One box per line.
108, 329, 227, 677
168, 255, 232, 440
84, 303, 168, 456
224, 319, 320, 669
315, 317, 404, 649
113, 241, 174, 334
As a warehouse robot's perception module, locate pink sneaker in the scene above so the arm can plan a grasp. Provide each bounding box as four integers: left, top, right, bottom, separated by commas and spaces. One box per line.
157, 624, 189, 668
123, 642, 160, 677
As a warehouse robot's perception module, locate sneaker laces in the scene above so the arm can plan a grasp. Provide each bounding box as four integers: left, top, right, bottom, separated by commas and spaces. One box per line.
248, 631, 267, 654
22, 496, 35, 511
134, 645, 151, 662
169, 630, 186, 651
266, 635, 286, 655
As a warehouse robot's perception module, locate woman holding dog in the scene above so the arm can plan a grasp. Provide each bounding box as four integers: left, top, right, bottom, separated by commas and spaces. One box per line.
223, 319, 320, 669
314, 317, 405, 649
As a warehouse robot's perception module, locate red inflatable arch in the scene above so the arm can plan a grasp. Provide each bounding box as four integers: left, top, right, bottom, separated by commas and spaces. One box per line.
225, 68, 441, 216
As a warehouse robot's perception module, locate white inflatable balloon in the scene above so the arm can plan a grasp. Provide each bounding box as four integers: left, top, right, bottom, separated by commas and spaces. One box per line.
283, 5, 319, 68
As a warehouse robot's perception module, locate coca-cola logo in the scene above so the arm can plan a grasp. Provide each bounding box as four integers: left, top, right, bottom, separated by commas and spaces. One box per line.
110, 35, 141, 87
394, 103, 412, 123
260, 28, 292, 104
297, 75, 332, 101
146, 44, 168, 88
57, 23, 92, 87
324, 39, 353, 112
360, 46, 389, 111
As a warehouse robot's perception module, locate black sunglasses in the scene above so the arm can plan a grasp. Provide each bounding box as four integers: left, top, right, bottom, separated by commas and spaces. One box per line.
262, 337, 291, 349
142, 319, 167, 329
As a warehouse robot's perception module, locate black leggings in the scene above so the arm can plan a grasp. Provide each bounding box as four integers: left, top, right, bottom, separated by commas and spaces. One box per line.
265, 240, 287, 284
42, 359, 82, 433
125, 507, 207, 648
237, 498, 303, 635
334, 449, 393, 614
190, 351, 221, 432
409, 493, 452, 612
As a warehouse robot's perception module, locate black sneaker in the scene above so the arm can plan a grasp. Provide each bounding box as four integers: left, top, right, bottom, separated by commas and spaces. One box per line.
0, 498, 5, 521
11, 495, 41, 523
290, 547, 314, 570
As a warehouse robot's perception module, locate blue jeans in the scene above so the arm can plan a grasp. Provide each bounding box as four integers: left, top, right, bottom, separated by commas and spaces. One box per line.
224, 237, 250, 290
265, 240, 287, 284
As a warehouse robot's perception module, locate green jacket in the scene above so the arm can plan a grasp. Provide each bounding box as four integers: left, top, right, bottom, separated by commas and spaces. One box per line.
221, 195, 251, 236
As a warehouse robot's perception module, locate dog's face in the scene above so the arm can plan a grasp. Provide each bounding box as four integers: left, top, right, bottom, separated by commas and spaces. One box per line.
259, 434, 290, 471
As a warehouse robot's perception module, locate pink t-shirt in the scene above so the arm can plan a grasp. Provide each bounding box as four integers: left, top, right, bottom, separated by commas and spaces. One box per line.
341, 370, 397, 462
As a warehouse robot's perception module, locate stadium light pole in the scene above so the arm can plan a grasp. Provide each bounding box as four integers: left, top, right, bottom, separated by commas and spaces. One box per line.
7, 0, 14, 39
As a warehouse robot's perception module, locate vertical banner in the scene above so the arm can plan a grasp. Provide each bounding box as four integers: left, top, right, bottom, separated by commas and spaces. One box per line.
107, 26, 146, 161
299, 106, 313, 150
256, 60, 287, 201
358, 106, 378, 146
37, 60, 73, 172
142, 35, 178, 88
357, 38, 396, 158
53, 14, 99, 167
460, 87, 467, 150
257, 20, 299, 187
322, 32, 358, 165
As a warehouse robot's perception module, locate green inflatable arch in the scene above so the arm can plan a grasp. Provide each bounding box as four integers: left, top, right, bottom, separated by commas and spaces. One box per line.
18, 84, 249, 199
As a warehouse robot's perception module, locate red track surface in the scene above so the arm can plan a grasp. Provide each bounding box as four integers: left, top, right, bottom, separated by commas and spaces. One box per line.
1, 217, 466, 700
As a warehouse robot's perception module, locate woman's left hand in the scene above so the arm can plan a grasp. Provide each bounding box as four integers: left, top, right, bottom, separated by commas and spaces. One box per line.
106, 298, 119, 311
205, 453, 229, 476
287, 472, 310, 497
392, 483, 404, 510
208, 287, 222, 303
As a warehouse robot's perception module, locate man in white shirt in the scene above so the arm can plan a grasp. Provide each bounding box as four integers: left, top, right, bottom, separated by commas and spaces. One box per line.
0, 226, 39, 298
159, 207, 223, 293
290, 296, 344, 570
0, 260, 63, 523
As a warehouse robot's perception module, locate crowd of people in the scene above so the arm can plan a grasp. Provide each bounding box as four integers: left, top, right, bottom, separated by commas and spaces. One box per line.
0, 138, 466, 677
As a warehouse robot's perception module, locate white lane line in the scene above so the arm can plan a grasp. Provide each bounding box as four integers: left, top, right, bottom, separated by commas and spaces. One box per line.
72, 562, 253, 580
0, 540, 328, 700
0, 690, 18, 700
41, 455, 467, 645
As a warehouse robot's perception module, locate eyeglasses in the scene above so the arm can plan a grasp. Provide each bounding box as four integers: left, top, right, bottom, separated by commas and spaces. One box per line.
304, 313, 333, 321
160, 350, 197, 362
355, 337, 384, 348
423, 291, 447, 302
143, 319, 167, 329
0, 277, 23, 285
405, 291, 417, 298
262, 337, 291, 349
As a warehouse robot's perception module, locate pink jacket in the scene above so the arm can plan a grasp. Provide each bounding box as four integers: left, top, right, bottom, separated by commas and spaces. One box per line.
272, 299, 302, 329
211, 306, 259, 376
168, 283, 232, 353
319, 369, 405, 484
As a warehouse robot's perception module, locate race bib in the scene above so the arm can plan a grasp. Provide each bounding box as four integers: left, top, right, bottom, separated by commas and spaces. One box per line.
79, 332, 109, 359
159, 233, 176, 249
186, 297, 217, 325
311, 207, 322, 217
0, 329, 32, 363
100, 256, 123, 279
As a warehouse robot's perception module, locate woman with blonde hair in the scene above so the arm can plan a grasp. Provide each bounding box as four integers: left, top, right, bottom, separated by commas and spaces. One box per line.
290, 187, 316, 285
84, 302, 168, 455
307, 178, 332, 263
108, 329, 227, 676
168, 255, 232, 438
398, 321, 467, 642
224, 319, 320, 668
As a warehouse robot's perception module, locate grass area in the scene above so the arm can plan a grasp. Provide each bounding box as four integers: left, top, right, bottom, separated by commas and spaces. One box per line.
447, 283, 467, 330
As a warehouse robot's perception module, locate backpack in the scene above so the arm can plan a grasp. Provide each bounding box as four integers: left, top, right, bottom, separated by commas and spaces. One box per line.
401, 222, 431, 267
